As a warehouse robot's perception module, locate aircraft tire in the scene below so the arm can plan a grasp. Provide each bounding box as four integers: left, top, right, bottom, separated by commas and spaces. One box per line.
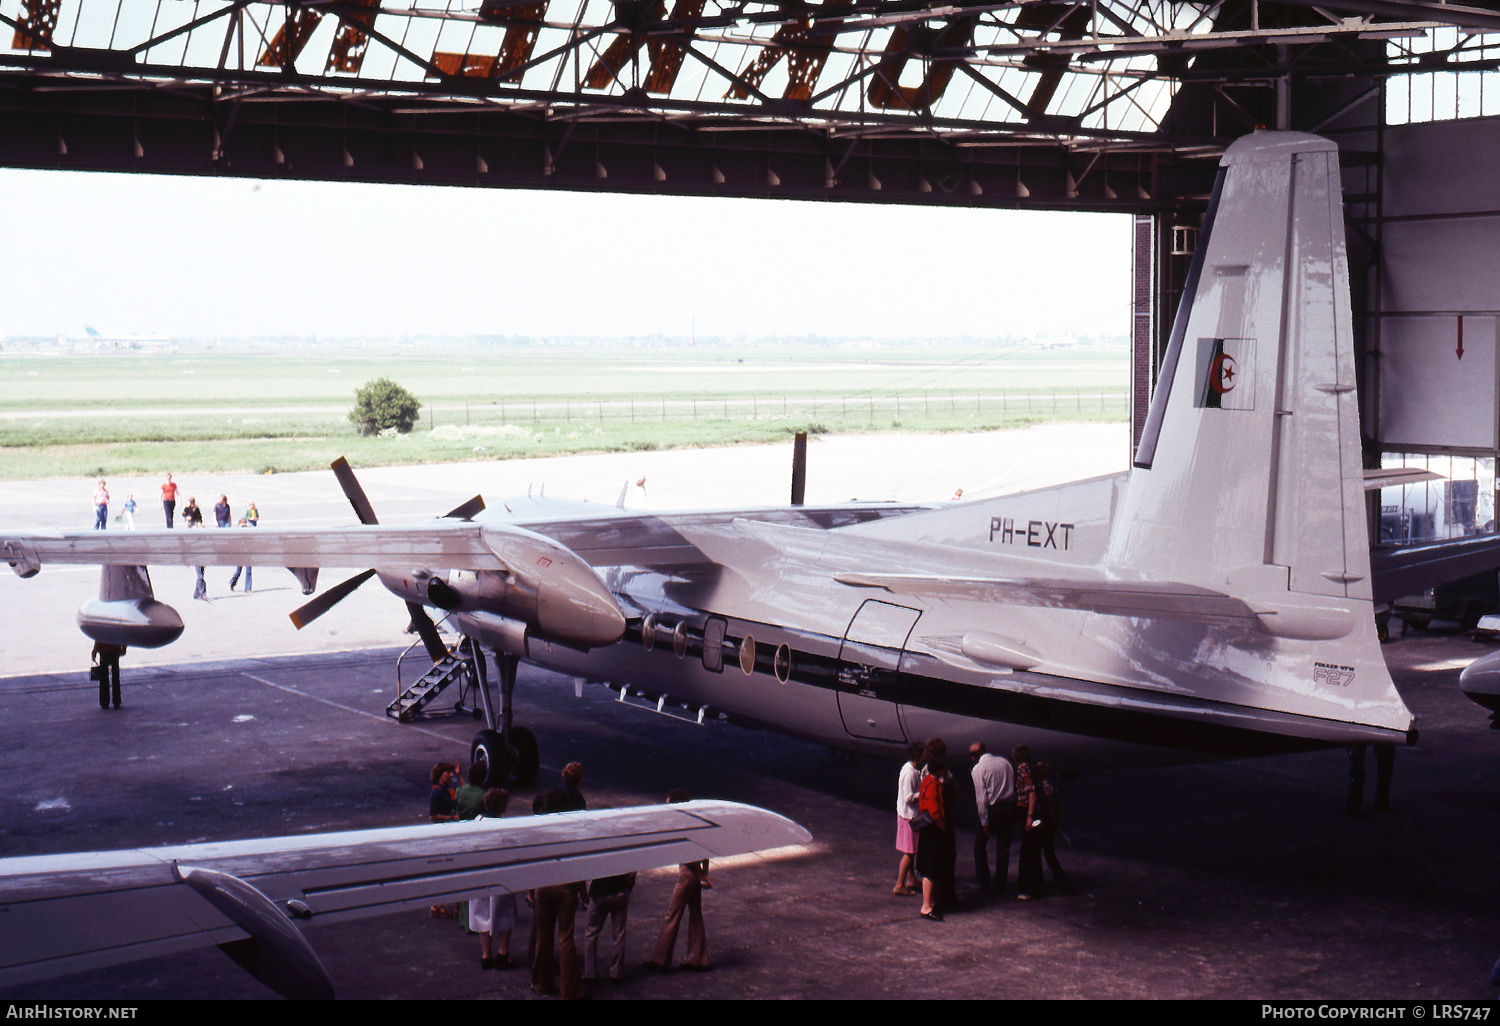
510, 726, 539, 788
471, 729, 510, 789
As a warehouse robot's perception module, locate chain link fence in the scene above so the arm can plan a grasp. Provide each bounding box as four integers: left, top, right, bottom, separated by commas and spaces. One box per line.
423, 391, 1129, 430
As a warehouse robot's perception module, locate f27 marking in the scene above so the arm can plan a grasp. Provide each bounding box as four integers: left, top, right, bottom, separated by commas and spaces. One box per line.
1313, 662, 1356, 687
989, 517, 1075, 550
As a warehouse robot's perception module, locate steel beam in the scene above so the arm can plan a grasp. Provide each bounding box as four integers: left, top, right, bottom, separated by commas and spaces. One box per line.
0, 75, 1184, 211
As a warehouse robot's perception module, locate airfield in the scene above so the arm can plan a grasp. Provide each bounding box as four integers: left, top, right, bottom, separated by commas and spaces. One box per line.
1, 426, 1498, 1000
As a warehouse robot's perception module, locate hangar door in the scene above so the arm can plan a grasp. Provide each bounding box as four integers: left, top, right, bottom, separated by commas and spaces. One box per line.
1362, 118, 1500, 545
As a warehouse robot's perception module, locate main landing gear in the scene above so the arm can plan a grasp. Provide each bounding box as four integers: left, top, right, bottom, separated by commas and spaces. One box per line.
467, 649, 541, 789
470, 726, 539, 790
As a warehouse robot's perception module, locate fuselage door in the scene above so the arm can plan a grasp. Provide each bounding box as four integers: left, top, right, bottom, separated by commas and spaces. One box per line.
836, 600, 920, 742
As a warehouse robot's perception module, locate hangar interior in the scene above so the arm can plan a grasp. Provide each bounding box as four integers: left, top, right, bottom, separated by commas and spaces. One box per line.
2, 0, 1498, 574
6, 8, 1500, 1000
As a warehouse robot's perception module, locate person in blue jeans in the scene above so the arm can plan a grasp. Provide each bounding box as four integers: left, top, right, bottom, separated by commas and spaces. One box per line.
92, 480, 109, 530
229, 516, 255, 592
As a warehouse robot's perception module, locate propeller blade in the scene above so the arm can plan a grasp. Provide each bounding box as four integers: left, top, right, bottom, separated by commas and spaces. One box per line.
331, 457, 379, 526
443, 495, 486, 521
289, 569, 378, 629
406, 601, 450, 662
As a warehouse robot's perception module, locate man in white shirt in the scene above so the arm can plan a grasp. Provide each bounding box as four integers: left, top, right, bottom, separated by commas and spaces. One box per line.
969, 742, 1015, 893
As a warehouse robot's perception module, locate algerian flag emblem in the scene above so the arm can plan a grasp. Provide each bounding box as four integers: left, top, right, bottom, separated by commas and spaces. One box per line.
1195, 337, 1255, 410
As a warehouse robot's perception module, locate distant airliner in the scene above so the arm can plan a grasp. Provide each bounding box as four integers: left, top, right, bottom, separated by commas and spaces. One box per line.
83, 324, 174, 350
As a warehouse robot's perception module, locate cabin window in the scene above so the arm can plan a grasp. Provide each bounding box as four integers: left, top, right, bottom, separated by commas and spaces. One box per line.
702, 617, 727, 673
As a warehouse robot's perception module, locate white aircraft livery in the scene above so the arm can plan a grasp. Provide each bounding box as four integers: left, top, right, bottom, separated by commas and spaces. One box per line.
2, 130, 1416, 777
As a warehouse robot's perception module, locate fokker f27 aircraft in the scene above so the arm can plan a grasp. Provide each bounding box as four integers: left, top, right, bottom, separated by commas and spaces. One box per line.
2, 131, 1422, 783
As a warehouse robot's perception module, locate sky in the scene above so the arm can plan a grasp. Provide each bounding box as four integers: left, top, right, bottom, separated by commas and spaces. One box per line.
0, 167, 1132, 342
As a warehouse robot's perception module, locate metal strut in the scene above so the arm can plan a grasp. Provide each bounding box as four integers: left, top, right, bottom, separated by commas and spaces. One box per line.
469, 639, 498, 731
496, 651, 519, 743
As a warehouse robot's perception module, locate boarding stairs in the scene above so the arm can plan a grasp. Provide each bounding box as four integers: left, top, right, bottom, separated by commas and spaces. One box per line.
388, 619, 476, 723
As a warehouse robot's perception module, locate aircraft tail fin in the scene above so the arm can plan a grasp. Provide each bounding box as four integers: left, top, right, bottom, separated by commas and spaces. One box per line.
1112, 132, 1370, 626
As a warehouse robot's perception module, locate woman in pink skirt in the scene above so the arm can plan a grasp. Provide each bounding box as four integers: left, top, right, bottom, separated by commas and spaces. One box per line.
894, 741, 924, 895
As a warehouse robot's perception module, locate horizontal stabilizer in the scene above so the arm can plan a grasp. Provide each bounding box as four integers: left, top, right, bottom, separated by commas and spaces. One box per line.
836, 572, 1354, 641
836, 571, 1262, 626
1362, 466, 1443, 491
915, 644, 1414, 751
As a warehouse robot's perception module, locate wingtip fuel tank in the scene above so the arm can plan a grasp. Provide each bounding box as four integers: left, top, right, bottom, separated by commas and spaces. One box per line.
76, 565, 184, 649
76, 597, 184, 648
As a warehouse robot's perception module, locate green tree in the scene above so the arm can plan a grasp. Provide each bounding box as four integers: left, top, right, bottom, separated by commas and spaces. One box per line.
350, 378, 422, 436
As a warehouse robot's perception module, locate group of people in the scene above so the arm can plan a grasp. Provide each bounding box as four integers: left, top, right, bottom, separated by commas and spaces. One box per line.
426, 759, 712, 999
190, 490, 259, 599
89, 474, 261, 599
896, 737, 1074, 920
91, 480, 137, 530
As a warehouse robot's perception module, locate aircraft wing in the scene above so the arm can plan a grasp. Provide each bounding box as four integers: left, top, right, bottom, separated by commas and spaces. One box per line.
1370, 533, 1500, 604
0, 800, 810, 1000
500, 505, 934, 569
2, 524, 507, 572
4, 505, 934, 576
913, 637, 1414, 750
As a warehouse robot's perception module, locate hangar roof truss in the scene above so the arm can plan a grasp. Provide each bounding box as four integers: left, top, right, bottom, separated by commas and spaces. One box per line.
1, 1, 1498, 206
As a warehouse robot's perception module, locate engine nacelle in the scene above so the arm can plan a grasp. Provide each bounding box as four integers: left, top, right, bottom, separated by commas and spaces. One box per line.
443, 569, 539, 619
453, 611, 530, 656
1460, 649, 1500, 714
380, 559, 623, 650
77, 598, 184, 648
78, 565, 184, 648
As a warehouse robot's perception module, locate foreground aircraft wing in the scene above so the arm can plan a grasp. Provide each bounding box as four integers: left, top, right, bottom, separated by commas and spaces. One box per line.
0, 800, 809, 1000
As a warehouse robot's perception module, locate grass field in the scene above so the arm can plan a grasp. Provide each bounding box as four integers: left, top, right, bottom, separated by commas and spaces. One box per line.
0, 344, 1129, 478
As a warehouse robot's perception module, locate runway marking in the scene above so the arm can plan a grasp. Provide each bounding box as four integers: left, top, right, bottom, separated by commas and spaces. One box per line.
710, 843, 822, 869
0, 644, 407, 682
625, 843, 822, 881
241, 672, 460, 745
1406, 658, 1470, 671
